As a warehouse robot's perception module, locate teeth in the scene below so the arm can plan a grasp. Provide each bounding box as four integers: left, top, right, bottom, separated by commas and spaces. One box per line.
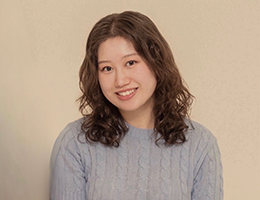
118, 89, 136, 96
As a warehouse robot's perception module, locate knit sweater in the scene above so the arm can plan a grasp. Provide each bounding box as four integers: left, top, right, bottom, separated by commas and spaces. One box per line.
50, 119, 223, 200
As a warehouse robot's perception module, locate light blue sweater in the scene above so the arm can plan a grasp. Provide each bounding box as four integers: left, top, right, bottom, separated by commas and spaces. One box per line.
50, 119, 223, 200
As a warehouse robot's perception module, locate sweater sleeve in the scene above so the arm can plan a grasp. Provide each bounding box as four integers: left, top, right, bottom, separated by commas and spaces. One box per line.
50, 123, 88, 200
191, 136, 223, 200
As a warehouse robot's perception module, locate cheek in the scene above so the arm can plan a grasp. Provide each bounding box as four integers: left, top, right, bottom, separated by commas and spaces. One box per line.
98, 75, 112, 95
148, 77, 157, 93
144, 73, 157, 94
137, 67, 157, 86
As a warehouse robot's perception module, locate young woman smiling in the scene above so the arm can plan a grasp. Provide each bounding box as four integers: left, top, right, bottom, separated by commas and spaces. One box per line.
97, 36, 157, 129
50, 11, 223, 200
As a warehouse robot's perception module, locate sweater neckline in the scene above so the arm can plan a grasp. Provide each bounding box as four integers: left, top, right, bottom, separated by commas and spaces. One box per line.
125, 121, 154, 140
125, 121, 154, 131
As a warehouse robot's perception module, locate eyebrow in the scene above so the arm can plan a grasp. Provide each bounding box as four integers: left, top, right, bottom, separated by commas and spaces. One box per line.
98, 53, 138, 65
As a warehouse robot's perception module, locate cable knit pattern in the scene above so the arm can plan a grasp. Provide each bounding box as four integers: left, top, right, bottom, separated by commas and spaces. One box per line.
180, 137, 190, 200
50, 119, 223, 200
159, 146, 172, 199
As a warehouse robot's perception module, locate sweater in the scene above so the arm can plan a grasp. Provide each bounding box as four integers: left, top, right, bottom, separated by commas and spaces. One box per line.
50, 118, 223, 200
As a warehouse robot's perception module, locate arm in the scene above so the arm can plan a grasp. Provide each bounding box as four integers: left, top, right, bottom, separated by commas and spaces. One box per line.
50, 124, 88, 200
191, 137, 223, 200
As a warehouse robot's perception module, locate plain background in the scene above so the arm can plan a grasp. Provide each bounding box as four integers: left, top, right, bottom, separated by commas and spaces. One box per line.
0, 0, 259, 199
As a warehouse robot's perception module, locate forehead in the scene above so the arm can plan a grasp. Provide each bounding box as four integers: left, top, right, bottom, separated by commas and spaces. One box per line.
98, 37, 136, 60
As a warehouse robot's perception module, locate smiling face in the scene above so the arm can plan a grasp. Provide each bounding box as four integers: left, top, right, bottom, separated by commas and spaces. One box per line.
98, 36, 157, 120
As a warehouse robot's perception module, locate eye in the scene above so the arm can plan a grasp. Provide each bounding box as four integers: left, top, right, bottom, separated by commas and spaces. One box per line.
101, 66, 113, 72
126, 60, 136, 67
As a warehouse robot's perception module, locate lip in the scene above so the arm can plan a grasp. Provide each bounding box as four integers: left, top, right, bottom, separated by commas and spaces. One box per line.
116, 88, 138, 100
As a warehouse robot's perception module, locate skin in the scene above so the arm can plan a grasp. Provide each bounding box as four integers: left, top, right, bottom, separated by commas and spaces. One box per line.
97, 37, 157, 129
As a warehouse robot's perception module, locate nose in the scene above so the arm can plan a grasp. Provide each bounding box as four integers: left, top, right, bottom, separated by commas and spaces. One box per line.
115, 68, 130, 88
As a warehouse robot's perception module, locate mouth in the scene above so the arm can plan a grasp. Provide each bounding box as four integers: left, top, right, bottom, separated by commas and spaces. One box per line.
116, 88, 138, 96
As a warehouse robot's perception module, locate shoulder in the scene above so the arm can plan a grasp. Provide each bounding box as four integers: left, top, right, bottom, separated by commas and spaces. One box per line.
50, 118, 86, 169
55, 118, 85, 148
184, 120, 219, 160
62, 118, 84, 137
184, 119, 221, 167
185, 119, 217, 146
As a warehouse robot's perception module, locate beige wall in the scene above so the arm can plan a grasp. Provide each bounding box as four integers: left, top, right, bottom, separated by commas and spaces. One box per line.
0, 0, 259, 199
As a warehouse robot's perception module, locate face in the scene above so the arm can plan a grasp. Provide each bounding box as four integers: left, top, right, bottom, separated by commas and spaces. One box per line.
97, 36, 157, 118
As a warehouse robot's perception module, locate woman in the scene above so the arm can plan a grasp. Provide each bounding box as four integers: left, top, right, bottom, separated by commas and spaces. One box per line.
50, 11, 223, 200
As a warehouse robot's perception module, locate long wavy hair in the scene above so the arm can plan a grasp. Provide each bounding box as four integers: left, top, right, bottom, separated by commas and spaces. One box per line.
78, 11, 194, 147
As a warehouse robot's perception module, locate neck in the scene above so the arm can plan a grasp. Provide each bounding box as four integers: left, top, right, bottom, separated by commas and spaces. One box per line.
120, 108, 155, 129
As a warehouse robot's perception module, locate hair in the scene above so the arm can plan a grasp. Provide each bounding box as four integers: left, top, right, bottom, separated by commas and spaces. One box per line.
78, 11, 194, 147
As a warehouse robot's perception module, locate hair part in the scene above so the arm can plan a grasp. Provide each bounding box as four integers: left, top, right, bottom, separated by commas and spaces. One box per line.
78, 11, 194, 147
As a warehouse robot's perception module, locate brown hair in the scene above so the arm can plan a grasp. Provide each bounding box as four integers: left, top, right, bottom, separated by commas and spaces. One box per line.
78, 11, 194, 147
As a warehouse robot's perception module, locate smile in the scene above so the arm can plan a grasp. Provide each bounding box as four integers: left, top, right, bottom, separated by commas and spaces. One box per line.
117, 88, 137, 96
